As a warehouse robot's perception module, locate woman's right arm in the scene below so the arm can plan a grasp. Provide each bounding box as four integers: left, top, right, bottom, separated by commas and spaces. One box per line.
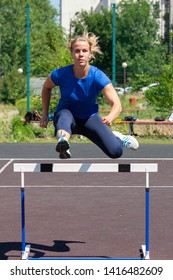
40, 76, 56, 128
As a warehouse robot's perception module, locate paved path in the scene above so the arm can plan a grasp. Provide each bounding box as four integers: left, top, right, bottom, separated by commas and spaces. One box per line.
0, 143, 173, 158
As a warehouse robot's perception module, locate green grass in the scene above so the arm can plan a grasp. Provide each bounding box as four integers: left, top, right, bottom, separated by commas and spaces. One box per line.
0, 99, 172, 144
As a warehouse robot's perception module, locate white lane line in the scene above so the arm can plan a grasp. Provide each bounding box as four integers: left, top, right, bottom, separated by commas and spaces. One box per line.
0, 159, 13, 174
0, 185, 173, 188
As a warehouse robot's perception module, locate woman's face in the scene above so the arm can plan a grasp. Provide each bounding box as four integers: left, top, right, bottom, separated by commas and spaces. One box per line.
71, 40, 92, 66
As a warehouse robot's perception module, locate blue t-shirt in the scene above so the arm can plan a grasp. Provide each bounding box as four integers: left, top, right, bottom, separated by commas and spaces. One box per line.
50, 64, 111, 119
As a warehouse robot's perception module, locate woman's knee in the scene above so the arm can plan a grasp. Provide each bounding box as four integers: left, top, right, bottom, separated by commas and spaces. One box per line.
106, 140, 123, 159
55, 109, 73, 120
109, 147, 123, 158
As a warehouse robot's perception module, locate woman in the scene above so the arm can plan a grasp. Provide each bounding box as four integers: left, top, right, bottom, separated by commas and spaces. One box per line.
40, 32, 139, 159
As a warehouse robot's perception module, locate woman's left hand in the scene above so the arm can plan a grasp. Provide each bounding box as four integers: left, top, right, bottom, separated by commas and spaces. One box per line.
102, 116, 112, 126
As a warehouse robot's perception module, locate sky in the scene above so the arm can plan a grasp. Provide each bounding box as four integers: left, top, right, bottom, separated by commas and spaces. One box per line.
50, 0, 60, 11
50, 0, 60, 23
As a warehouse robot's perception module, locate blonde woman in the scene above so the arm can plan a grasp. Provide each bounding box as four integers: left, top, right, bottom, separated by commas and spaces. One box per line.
40, 32, 139, 158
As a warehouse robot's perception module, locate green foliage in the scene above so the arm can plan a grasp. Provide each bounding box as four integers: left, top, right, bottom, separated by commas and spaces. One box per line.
16, 97, 41, 116
127, 44, 167, 77
11, 115, 35, 141
0, 69, 26, 104
72, 9, 112, 73
0, 0, 71, 81
72, 0, 167, 84
129, 73, 156, 92
0, 0, 72, 105
0, 119, 11, 140
117, 0, 158, 59
144, 61, 173, 115
0, 0, 71, 77
0, 0, 170, 111
16, 95, 60, 116
11, 115, 48, 141
116, 0, 167, 82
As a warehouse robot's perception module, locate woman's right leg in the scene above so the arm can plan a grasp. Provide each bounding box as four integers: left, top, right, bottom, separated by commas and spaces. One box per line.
54, 109, 76, 158
54, 109, 75, 139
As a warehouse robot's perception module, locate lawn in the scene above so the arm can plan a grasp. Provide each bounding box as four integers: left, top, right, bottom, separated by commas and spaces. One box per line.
0, 97, 172, 144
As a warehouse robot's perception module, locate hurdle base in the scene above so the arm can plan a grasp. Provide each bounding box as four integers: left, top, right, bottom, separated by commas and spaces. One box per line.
21, 245, 31, 260
23, 245, 143, 260
28, 257, 143, 260
141, 245, 150, 260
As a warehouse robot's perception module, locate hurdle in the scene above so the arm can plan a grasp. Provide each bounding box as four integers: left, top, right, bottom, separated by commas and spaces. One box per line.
13, 162, 158, 260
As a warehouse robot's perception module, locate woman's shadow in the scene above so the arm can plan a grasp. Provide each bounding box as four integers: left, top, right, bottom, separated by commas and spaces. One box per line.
0, 240, 86, 259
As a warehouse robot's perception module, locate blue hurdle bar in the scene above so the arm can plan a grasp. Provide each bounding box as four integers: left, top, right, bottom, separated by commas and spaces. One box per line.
14, 163, 158, 260
20, 171, 31, 260
21, 188, 25, 252
145, 171, 150, 259
21, 171, 26, 255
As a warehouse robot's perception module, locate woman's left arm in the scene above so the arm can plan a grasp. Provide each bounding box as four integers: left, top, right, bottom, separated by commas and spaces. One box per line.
101, 83, 122, 126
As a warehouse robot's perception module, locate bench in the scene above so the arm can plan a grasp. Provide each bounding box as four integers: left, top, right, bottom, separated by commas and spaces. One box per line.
115, 120, 173, 136
21, 108, 145, 123
21, 110, 173, 137
101, 108, 144, 118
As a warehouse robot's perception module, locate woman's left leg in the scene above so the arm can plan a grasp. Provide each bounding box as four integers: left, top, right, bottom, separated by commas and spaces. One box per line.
81, 114, 123, 158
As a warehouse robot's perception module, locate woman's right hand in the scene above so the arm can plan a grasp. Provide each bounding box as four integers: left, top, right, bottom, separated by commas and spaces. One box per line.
40, 115, 49, 128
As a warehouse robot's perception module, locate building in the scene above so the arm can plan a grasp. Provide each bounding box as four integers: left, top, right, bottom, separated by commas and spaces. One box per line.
150, 0, 173, 39
30, 77, 46, 96
60, 0, 120, 34
59, 0, 173, 43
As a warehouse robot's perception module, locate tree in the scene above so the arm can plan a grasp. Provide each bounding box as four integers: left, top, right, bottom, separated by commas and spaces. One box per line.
144, 60, 173, 115
116, 0, 167, 83
0, 68, 26, 104
71, 9, 112, 75
71, 0, 167, 84
0, 0, 71, 104
0, 0, 71, 77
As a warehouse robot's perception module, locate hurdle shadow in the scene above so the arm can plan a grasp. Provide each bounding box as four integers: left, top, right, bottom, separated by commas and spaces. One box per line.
0, 240, 85, 260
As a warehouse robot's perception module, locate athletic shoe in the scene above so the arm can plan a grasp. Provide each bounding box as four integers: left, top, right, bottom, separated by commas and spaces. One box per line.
59, 149, 71, 159
56, 135, 71, 159
113, 131, 139, 150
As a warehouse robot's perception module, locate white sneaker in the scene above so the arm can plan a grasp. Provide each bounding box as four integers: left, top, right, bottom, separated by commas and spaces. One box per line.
56, 135, 71, 159
113, 131, 139, 150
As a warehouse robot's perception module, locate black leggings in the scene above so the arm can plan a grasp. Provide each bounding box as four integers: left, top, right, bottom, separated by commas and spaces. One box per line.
54, 109, 123, 158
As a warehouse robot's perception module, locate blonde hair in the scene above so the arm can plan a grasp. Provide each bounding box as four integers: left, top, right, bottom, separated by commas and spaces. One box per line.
67, 32, 102, 59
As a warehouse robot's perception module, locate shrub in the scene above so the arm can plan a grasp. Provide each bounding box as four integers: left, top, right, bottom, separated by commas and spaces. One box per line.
144, 62, 173, 116
16, 95, 60, 116
11, 115, 36, 141
0, 69, 26, 104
